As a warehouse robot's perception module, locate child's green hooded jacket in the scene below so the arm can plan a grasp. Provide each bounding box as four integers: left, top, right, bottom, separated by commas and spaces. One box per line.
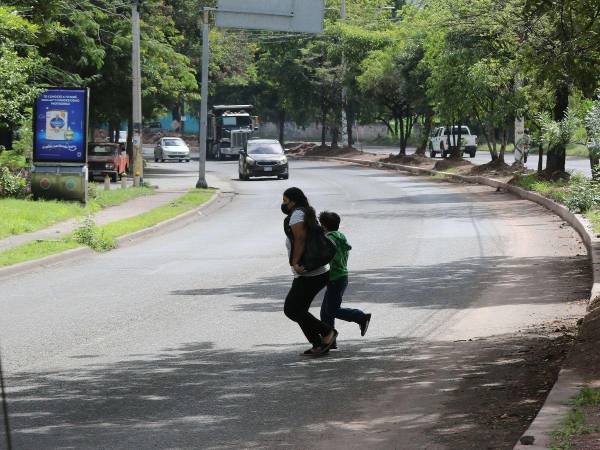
326, 231, 352, 281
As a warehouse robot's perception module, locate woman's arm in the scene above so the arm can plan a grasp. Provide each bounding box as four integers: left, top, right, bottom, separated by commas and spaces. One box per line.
290, 222, 307, 269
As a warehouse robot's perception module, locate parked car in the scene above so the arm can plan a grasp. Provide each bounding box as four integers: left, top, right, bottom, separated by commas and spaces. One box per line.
429, 126, 478, 158
87, 142, 129, 182
239, 139, 289, 180
154, 137, 190, 162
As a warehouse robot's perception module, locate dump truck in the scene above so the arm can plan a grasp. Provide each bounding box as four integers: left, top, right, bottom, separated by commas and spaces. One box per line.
207, 105, 258, 160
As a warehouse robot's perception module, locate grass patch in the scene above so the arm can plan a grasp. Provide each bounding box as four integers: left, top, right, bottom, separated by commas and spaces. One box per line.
0, 185, 155, 240
551, 388, 600, 450
0, 188, 215, 267
90, 185, 154, 208
476, 143, 588, 157
0, 239, 80, 267
0, 198, 88, 239
585, 210, 600, 234
101, 188, 215, 239
511, 173, 571, 203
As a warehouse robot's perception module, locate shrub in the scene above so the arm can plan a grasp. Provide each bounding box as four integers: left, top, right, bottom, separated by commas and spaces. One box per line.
0, 166, 27, 198
73, 216, 116, 252
564, 182, 600, 213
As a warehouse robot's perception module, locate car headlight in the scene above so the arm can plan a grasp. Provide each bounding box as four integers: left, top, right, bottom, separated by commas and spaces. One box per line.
279, 157, 288, 165
105, 163, 115, 169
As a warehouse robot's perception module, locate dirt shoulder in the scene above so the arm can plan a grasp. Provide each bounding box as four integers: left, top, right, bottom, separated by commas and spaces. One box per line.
286, 143, 527, 181
554, 307, 600, 449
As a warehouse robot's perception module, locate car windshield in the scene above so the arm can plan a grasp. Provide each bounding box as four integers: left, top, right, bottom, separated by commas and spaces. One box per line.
89, 145, 117, 155
248, 143, 283, 155
222, 116, 252, 127
164, 139, 185, 146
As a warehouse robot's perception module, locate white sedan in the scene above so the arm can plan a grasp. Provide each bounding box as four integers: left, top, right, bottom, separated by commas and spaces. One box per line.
154, 137, 190, 162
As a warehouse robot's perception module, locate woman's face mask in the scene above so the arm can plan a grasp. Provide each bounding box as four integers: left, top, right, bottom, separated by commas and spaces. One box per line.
281, 198, 293, 215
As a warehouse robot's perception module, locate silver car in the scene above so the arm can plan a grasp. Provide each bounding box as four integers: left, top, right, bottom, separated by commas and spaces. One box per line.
154, 137, 190, 162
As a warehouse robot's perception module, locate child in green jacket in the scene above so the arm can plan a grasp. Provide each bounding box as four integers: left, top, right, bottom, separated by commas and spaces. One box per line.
319, 211, 371, 348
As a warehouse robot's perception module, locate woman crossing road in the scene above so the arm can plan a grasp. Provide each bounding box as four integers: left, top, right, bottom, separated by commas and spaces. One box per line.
281, 187, 337, 357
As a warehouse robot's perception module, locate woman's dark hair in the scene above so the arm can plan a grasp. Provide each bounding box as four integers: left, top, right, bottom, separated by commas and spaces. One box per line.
283, 187, 318, 228
318, 211, 340, 231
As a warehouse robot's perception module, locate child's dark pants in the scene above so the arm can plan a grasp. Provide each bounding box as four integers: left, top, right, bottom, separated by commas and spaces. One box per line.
320, 276, 366, 328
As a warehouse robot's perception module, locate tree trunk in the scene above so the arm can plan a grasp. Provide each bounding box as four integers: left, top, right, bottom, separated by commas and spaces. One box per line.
589, 152, 599, 180
498, 128, 507, 163
546, 83, 569, 175
450, 120, 461, 159
345, 102, 354, 148
416, 113, 432, 156
398, 117, 406, 155
320, 104, 327, 147
0, 127, 13, 151
399, 115, 414, 155
331, 126, 339, 149
537, 143, 544, 174
277, 110, 285, 145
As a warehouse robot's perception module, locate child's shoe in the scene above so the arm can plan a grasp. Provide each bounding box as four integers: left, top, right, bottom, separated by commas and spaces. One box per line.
360, 314, 371, 337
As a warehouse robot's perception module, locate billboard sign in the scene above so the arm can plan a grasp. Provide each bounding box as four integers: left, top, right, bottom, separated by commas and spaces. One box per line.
33, 88, 89, 164
216, 0, 324, 34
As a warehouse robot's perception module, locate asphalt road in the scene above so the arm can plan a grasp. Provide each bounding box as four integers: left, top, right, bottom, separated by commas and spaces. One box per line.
0, 159, 591, 449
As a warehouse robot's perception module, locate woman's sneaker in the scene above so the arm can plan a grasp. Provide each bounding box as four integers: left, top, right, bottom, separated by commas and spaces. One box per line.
359, 314, 371, 337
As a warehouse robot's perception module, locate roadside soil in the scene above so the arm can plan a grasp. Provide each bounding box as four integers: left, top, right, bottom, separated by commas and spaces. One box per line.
436, 320, 582, 450
285, 143, 387, 162
554, 306, 600, 449
287, 142, 530, 179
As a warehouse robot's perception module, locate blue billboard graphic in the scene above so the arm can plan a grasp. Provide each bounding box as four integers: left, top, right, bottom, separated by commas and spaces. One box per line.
34, 88, 89, 163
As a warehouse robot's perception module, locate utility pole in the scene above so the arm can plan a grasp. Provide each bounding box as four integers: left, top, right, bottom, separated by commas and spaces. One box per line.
132, 0, 143, 186
196, 8, 210, 189
340, 0, 348, 148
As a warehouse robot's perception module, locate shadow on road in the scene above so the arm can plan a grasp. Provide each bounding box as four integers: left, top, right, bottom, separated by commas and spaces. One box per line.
171, 255, 590, 312
4, 332, 574, 449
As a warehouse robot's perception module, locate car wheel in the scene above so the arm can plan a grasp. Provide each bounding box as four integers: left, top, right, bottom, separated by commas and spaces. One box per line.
430, 150, 436, 158
470, 150, 476, 158
111, 173, 118, 183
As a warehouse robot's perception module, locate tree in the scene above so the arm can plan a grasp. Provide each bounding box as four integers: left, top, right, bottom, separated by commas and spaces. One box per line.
521, 0, 600, 175
0, 6, 43, 149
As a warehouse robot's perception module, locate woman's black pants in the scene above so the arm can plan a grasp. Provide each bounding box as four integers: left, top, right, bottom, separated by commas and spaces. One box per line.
284, 271, 332, 346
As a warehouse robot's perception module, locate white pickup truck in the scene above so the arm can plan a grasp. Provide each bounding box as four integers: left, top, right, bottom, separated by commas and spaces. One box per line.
428, 126, 478, 158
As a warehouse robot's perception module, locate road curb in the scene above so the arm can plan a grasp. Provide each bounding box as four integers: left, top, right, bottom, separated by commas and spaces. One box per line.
300, 155, 599, 449
0, 190, 223, 280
